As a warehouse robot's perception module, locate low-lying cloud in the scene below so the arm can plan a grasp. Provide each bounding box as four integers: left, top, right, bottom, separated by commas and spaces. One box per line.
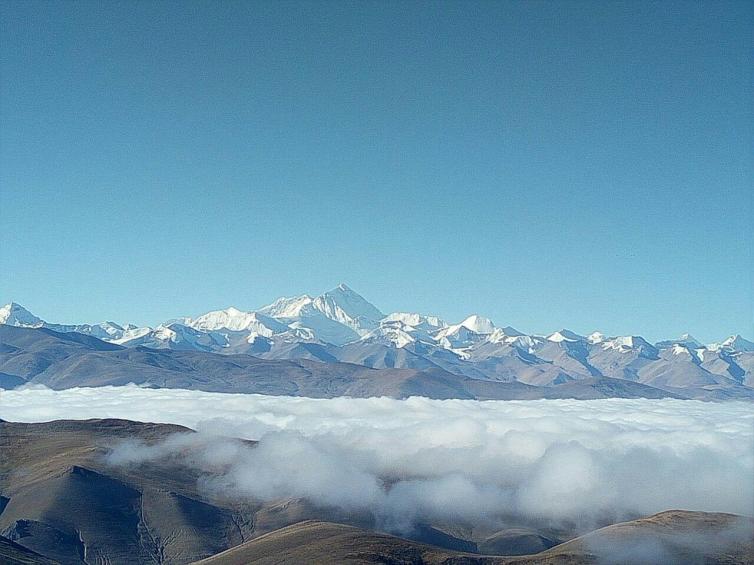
1, 385, 752, 533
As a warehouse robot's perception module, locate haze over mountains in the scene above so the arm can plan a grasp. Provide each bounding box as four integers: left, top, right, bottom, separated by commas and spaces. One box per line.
1, 284, 753, 400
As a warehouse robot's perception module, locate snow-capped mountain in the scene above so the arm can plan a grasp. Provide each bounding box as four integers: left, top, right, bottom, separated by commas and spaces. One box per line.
0, 302, 137, 341
2, 284, 753, 394
186, 308, 288, 335
655, 333, 703, 349
382, 312, 446, 331
709, 334, 754, 353
254, 284, 383, 345
434, 315, 496, 349
310, 283, 384, 333
0, 303, 43, 327
547, 329, 585, 343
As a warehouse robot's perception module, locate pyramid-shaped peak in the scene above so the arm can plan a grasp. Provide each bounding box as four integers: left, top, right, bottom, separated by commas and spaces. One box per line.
460, 315, 495, 334
548, 329, 584, 343
315, 284, 384, 322
677, 333, 702, 346
0, 302, 44, 327
720, 334, 754, 352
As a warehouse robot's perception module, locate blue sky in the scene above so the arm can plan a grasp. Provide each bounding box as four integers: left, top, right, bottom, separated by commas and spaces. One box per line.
1, 0, 751, 341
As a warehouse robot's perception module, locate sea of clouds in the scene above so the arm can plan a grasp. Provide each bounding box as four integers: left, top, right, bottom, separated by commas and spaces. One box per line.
1, 385, 752, 533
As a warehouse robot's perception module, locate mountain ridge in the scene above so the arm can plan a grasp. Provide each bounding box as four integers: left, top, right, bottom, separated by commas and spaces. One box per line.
2, 285, 753, 395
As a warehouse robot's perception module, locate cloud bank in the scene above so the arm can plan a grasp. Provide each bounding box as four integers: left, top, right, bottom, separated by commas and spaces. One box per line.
1, 385, 752, 532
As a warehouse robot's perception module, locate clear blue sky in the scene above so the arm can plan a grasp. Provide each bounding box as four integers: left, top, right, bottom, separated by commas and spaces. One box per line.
1, 0, 751, 342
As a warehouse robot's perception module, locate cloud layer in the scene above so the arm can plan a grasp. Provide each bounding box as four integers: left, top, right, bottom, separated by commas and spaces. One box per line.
1, 385, 752, 532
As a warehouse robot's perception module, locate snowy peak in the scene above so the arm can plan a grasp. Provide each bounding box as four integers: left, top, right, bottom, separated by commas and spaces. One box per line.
311, 284, 384, 333
0, 302, 44, 327
258, 295, 314, 318
656, 333, 702, 349
460, 315, 495, 334
587, 332, 606, 344
360, 323, 418, 348
678, 333, 702, 347
187, 307, 287, 335
434, 315, 497, 349
0, 303, 147, 342
487, 326, 523, 343
547, 329, 584, 343
601, 335, 655, 353
710, 334, 754, 353
499, 325, 524, 337
382, 312, 446, 331
722, 334, 754, 352
3, 290, 752, 376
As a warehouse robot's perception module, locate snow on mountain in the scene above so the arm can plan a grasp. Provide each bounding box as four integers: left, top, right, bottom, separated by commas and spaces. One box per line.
254, 284, 384, 345
459, 315, 495, 334
0, 303, 140, 341
671, 343, 694, 357
484, 326, 543, 353
434, 315, 496, 350
360, 322, 418, 349
709, 335, 754, 353
282, 310, 355, 345
382, 312, 446, 331
258, 284, 383, 336
115, 323, 229, 351
656, 333, 703, 349
506, 334, 544, 352
587, 332, 606, 344
487, 326, 524, 343
0, 303, 44, 327
90, 321, 127, 338
601, 335, 654, 351
111, 325, 153, 345
310, 283, 384, 334
187, 307, 288, 336
1, 298, 750, 360
359, 311, 448, 348
2, 292, 753, 395
547, 329, 585, 343
258, 294, 314, 319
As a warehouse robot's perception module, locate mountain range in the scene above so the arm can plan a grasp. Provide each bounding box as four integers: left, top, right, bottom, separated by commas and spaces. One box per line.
2, 284, 753, 399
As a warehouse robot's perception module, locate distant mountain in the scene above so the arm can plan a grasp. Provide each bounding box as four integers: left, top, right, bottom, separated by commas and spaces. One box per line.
710, 334, 754, 353
2, 285, 753, 395
0, 303, 43, 327
1, 325, 705, 400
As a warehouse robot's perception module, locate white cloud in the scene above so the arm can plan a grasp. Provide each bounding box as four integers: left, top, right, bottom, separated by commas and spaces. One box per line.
1, 386, 752, 532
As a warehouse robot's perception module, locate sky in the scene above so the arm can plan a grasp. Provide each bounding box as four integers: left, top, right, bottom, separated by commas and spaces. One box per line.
0, 0, 751, 342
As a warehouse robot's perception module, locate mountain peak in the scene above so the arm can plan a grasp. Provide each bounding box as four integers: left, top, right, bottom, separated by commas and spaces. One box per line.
187, 306, 289, 335
0, 302, 44, 327
460, 315, 495, 334
677, 333, 702, 347
719, 334, 754, 352
587, 331, 606, 344
314, 285, 384, 331
547, 329, 584, 343
258, 294, 314, 318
